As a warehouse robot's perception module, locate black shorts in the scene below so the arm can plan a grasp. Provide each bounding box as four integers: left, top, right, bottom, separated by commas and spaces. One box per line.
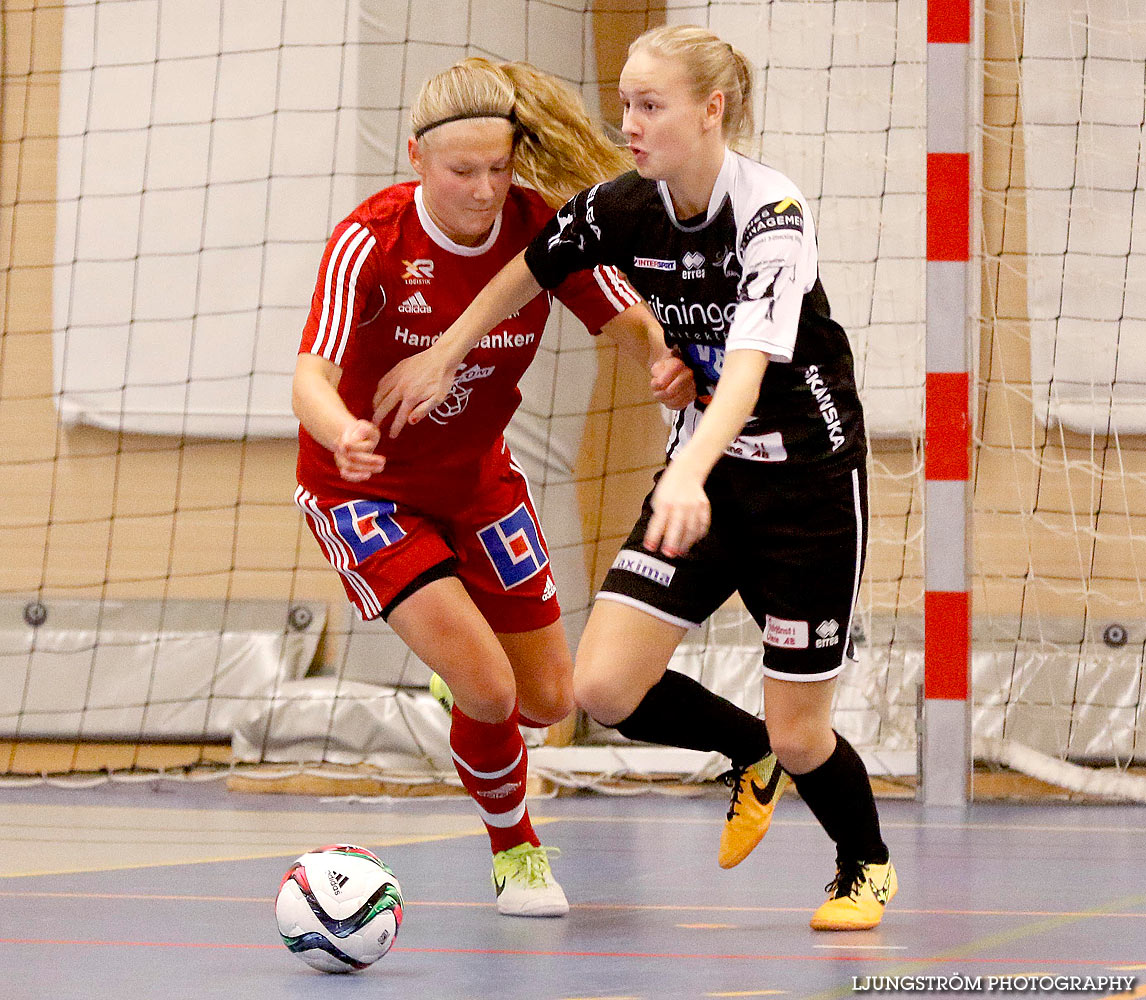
597, 459, 867, 681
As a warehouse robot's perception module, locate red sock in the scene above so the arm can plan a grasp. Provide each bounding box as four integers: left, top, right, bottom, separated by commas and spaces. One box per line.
450, 706, 538, 854
517, 710, 546, 729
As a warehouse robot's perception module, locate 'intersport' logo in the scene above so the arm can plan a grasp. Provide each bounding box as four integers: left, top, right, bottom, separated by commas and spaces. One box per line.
634, 257, 676, 271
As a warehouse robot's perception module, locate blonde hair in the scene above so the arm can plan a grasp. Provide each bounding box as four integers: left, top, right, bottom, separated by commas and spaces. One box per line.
629, 25, 755, 146
411, 57, 632, 208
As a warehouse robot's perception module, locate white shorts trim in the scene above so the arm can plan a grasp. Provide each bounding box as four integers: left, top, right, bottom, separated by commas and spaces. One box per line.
593, 592, 701, 630
762, 663, 844, 683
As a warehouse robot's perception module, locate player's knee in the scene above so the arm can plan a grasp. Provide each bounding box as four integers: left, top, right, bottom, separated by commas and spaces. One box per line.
520, 679, 574, 726
572, 665, 625, 727
453, 678, 518, 724
767, 718, 836, 775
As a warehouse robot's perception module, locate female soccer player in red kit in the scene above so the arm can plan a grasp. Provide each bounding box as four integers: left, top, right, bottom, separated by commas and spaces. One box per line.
292, 58, 692, 917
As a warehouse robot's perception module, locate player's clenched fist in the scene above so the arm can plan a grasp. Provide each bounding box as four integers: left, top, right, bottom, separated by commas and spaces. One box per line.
650, 355, 695, 410
333, 419, 386, 482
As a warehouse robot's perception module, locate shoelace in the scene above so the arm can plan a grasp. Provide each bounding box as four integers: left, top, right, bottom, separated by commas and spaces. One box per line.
503, 845, 560, 887
824, 858, 866, 900
719, 765, 748, 820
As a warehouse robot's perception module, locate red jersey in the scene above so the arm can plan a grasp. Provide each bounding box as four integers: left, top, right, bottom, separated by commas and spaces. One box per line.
297, 182, 637, 508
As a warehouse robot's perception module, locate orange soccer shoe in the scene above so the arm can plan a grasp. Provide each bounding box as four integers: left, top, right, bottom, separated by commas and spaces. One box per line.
810, 858, 897, 931
718, 753, 791, 869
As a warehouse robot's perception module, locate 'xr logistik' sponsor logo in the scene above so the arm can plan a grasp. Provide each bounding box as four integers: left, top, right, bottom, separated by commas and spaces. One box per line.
401, 258, 434, 283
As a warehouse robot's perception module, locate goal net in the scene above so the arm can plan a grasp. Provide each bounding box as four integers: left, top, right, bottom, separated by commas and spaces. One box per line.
973, 0, 1146, 794
2, 0, 1142, 797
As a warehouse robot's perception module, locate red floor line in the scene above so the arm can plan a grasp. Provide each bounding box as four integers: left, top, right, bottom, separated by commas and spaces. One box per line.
0, 938, 1132, 965
3, 891, 1145, 919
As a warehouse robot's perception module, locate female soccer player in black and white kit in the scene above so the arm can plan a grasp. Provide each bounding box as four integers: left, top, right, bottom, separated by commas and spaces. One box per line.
374, 26, 895, 931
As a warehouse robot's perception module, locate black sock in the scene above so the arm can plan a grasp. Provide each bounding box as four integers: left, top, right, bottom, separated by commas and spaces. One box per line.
790, 732, 888, 864
611, 670, 770, 767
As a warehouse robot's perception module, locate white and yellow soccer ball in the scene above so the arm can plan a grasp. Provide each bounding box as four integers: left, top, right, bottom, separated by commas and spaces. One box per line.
275, 844, 404, 973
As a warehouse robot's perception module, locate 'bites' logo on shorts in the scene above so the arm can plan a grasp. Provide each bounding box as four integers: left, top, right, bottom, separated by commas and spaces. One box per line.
764, 615, 809, 649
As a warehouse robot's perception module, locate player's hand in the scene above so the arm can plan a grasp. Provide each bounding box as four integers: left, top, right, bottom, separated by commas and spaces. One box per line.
333, 419, 386, 482
643, 462, 710, 558
650, 356, 696, 410
372, 352, 455, 437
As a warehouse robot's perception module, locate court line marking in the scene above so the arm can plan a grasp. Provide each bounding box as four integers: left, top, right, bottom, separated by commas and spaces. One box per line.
813, 944, 907, 950
0, 938, 1134, 966
5, 805, 1145, 837
677, 923, 738, 929
2, 890, 1145, 921
800, 890, 1146, 1000
540, 815, 1146, 835
706, 992, 787, 997
0, 825, 496, 879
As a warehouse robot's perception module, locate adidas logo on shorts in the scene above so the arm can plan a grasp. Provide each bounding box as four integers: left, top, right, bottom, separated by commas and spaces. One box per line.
540, 576, 557, 601
398, 291, 432, 314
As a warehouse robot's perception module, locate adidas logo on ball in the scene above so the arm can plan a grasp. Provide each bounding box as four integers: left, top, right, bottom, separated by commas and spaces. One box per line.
277, 845, 404, 973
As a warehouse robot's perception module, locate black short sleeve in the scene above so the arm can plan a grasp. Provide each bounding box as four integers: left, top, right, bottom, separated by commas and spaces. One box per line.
523, 186, 602, 289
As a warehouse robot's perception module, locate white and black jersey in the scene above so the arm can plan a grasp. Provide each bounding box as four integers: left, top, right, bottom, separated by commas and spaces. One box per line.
525, 149, 866, 471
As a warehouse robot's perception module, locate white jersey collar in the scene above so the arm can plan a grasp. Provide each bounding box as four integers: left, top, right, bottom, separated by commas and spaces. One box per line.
414, 185, 503, 256
656, 148, 736, 232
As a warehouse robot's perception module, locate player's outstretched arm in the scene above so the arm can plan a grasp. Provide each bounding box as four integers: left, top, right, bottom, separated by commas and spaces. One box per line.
644, 348, 768, 557
293, 352, 386, 482
372, 251, 543, 436
599, 304, 696, 410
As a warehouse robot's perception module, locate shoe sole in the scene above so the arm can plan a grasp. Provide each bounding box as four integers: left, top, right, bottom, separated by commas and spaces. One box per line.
810, 913, 885, 931
809, 876, 897, 931
497, 903, 569, 918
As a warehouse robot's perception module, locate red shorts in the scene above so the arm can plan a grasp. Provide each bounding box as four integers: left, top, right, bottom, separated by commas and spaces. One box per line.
295, 445, 560, 633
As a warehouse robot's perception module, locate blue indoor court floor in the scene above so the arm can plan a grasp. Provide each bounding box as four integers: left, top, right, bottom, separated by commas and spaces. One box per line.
1, 781, 1144, 1000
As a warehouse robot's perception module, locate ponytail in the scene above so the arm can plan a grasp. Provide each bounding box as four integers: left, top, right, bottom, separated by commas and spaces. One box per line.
499, 61, 633, 207
412, 57, 632, 209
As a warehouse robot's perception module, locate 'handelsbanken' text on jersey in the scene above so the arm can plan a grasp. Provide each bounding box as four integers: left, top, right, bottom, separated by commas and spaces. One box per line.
296, 182, 638, 507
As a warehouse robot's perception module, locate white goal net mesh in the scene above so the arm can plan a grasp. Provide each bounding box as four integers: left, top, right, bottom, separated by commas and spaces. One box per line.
3, 0, 1144, 795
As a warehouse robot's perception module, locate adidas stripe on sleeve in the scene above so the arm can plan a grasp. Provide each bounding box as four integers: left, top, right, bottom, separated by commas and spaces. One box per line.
301, 220, 378, 366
